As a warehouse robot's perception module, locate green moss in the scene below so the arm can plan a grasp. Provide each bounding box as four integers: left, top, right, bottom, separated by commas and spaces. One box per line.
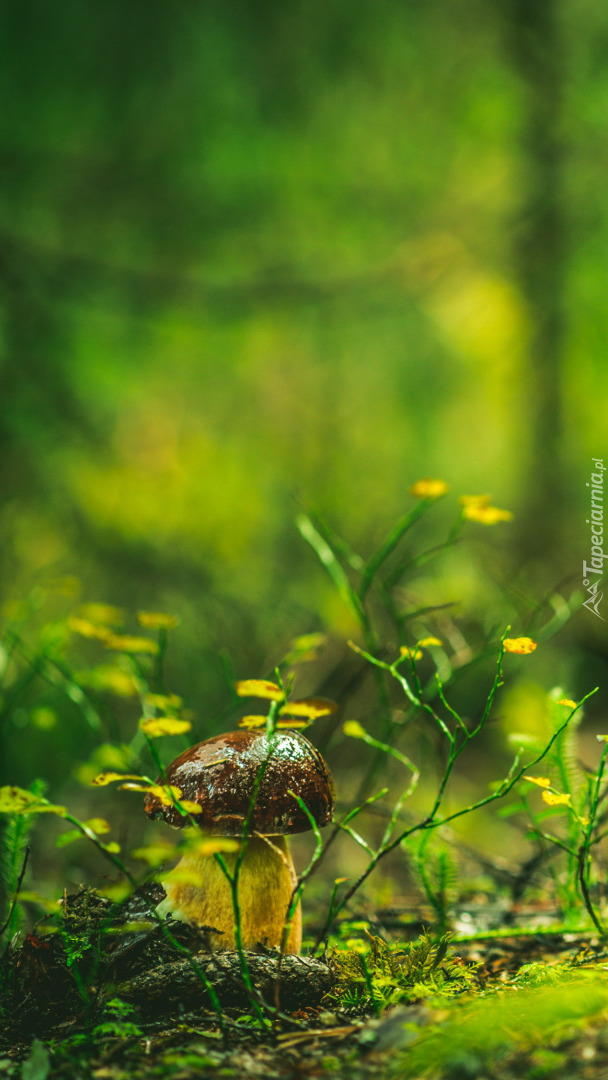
392, 974, 608, 1079
526, 1048, 568, 1079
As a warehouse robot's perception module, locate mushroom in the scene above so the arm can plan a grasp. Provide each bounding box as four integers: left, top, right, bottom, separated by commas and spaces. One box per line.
143, 729, 335, 954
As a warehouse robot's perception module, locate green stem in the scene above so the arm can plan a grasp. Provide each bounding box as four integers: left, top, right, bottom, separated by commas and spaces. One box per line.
313, 692, 596, 951
358, 501, 435, 603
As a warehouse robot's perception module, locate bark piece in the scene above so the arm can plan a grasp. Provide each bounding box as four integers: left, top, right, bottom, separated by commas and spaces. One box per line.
114, 951, 333, 1014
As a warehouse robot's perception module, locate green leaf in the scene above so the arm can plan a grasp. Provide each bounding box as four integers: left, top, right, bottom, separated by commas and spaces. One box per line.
55, 829, 83, 848
21, 1039, 51, 1080
359, 500, 435, 601
0, 787, 66, 816
295, 514, 364, 622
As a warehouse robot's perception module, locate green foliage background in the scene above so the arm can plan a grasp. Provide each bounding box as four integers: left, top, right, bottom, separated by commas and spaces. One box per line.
1, 0, 607, 905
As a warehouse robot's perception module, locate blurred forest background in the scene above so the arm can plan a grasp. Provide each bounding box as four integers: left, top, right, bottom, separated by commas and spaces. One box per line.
1, 0, 607, 909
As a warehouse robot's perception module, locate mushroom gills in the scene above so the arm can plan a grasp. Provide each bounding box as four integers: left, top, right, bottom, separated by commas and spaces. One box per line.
158, 834, 302, 953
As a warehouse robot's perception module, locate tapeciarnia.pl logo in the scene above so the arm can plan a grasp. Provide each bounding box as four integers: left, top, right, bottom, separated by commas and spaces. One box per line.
583, 457, 605, 620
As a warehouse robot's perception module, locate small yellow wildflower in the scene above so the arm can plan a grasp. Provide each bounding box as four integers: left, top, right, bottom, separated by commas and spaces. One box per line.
409, 478, 449, 500
143, 693, 183, 710
460, 494, 491, 508
137, 611, 180, 630
91, 772, 146, 786
542, 790, 572, 808
523, 776, 551, 788
460, 494, 513, 524
234, 679, 283, 701
279, 697, 338, 719
400, 645, 423, 661
238, 715, 268, 729
465, 505, 513, 524
68, 617, 114, 643
79, 665, 139, 698
343, 720, 367, 739
503, 637, 537, 655
77, 603, 125, 627
139, 717, 192, 737
175, 800, 203, 815
417, 636, 443, 648
119, 782, 186, 806
557, 698, 577, 709
105, 634, 158, 655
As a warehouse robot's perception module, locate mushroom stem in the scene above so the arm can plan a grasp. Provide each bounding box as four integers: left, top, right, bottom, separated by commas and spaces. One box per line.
158, 835, 302, 953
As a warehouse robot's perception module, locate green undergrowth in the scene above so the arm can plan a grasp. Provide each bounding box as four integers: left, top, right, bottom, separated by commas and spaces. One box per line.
390, 968, 608, 1079
326, 930, 608, 1079
6, 933, 608, 1080
327, 930, 480, 1014
0, 497, 606, 1077
321, 926, 608, 1077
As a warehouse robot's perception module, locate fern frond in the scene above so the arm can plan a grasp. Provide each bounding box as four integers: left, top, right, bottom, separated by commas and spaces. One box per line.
0, 778, 46, 944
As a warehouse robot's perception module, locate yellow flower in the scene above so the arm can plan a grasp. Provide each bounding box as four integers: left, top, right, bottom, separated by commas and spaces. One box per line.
400, 645, 423, 661
119, 782, 187, 806
104, 634, 158, 655
523, 776, 551, 788
68, 617, 114, 643
238, 715, 268, 729
417, 636, 443, 648
279, 697, 338, 720
139, 717, 192, 738
77, 603, 125, 627
557, 698, 577, 709
143, 693, 183, 710
343, 720, 367, 739
466, 505, 513, 524
91, 772, 145, 786
234, 679, 283, 701
503, 637, 537, 655
460, 494, 491, 508
79, 665, 139, 698
137, 611, 180, 630
409, 478, 449, 500
460, 495, 513, 524
542, 790, 572, 808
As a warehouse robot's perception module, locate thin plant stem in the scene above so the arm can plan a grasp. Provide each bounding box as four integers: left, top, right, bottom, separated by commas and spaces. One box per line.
577, 742, 608, 935
312, 692, 596, 953
358, 501, 437, 603
0, 846, 30, 946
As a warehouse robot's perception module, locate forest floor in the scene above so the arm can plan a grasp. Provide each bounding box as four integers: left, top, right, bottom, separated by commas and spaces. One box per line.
2, 888, 608, 1080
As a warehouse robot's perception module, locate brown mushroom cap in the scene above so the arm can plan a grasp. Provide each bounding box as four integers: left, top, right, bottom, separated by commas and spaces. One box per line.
143, 729, 335, 836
